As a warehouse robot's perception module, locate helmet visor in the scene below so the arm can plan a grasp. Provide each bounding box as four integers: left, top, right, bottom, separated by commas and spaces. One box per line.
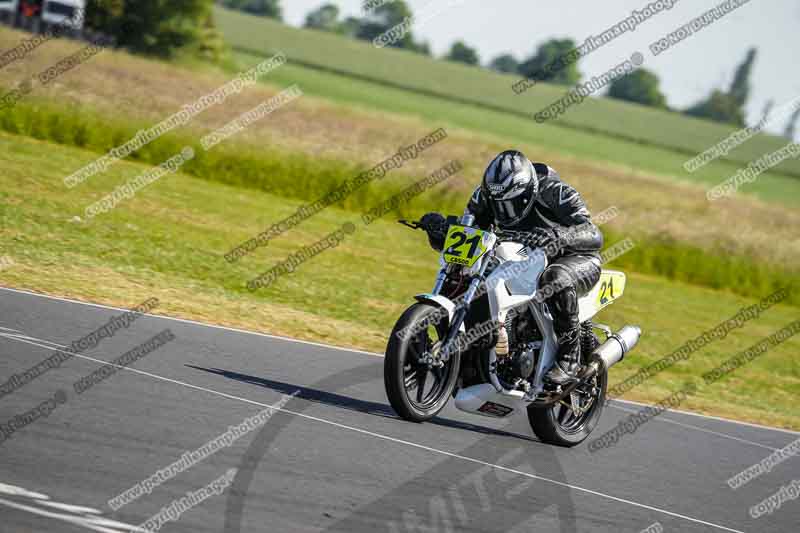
491, 195, 531, 225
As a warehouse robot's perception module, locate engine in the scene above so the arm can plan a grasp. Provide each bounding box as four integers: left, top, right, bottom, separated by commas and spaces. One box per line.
459, 293, 542, 387
497, 309, 541, 384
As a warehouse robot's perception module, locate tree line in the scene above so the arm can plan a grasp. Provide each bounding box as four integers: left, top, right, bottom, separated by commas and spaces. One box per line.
295, 1, 793, 134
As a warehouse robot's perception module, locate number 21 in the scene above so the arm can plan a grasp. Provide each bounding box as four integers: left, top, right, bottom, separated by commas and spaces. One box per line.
599, 278, 615, 304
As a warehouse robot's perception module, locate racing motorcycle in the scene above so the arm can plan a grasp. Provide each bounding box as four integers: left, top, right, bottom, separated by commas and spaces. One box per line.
384, 212, 641, 446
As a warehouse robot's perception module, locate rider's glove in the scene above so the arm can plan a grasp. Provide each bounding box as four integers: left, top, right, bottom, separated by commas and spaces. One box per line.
420, 212, 447, 251
524, 228, 559, 251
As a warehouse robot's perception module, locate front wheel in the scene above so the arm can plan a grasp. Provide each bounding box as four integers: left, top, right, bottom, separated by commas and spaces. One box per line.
527, 366, 607, 447
384, 303, 461, 422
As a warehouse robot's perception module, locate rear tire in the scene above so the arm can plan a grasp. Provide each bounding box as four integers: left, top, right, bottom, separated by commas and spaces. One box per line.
527, 368, 607, 446
384, 303, 461, 422
527, 329, 606, 447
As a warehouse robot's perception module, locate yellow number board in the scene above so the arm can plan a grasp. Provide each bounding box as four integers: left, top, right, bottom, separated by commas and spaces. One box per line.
442, 225, 489, 267
596, 271, 626, 307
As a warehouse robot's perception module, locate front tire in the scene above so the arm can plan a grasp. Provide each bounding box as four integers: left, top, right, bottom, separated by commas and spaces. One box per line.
384, 303, 461, 422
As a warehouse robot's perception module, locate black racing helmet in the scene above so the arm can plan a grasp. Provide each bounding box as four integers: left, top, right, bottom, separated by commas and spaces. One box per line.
481, 150, 539, 226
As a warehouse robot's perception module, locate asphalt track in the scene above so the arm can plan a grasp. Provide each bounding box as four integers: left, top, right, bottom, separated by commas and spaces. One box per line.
0, 286, 797, 533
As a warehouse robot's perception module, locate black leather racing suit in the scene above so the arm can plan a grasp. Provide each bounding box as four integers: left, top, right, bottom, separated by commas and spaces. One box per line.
466, 163, 603, 363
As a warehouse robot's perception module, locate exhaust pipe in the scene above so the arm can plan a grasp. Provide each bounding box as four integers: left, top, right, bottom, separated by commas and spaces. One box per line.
592, 325, 641, 371
529, 325, 642, 407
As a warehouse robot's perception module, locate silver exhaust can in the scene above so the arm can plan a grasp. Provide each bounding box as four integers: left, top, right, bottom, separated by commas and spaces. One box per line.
592, 325, 641, 370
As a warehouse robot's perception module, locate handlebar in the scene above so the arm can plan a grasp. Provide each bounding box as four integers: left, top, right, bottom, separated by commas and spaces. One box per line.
399, 219, 528, 245
398, 219, 424, 230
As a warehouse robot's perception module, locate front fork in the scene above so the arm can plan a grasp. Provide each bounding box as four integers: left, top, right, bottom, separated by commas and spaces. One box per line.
437, 256, 493, 364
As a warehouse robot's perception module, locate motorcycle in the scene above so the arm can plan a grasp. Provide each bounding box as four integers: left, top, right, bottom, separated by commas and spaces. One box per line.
384, 212, 642, 446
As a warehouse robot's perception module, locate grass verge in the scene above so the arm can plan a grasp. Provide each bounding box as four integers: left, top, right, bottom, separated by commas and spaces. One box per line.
0, 98, 796, 306
1, 23, 798, 274
1, 132, 798, 430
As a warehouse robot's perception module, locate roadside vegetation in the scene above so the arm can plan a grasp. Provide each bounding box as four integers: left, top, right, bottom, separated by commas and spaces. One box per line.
1, 131, 798, 429
0, 14, 797, 430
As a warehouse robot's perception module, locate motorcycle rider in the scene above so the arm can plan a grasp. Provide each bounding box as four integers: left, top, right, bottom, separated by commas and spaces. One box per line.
421, 150, 603, 385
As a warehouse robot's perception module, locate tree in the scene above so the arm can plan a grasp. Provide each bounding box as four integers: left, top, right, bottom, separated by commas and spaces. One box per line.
518, 39, 581, 85
683, 48, 758, 126
337, 16, 362, 37
355, 0, 414, 49
304, 3, 340, 32
607, 69, 667, 108
407, 39, 431, 56
488, 53, 519, 74
85, 0, 124, 33
729, 47, 757, 108
86, 0, 218, 58
219, 0, 282, 20
445, 40, 479, 66
784, 106, 800, 141
759, 99, 775, 126
301, 0, 428, 54
686, 90, 746, 127
194, 9, 228, 63
351, 1, 430, 55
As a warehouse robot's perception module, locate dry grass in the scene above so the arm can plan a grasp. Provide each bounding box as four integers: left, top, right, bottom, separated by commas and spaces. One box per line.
1, 129, 798, 430
0, 258, 388, 351
1, 27, 798, 269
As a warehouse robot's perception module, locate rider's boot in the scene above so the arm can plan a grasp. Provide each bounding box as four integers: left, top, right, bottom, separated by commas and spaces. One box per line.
546, 328, 581, 386
543, 279, 582, 387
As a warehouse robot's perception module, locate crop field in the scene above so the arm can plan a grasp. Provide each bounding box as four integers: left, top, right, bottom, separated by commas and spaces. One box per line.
215, 6, 800, 179
229, 49, 800, 209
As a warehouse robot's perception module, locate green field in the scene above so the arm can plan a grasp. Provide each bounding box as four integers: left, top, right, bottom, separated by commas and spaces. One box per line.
1, 131, 798, 429
215, 6, 800, 180
0, 21, 797, 430
228, 49, 800, 209
2, 95, 796, 306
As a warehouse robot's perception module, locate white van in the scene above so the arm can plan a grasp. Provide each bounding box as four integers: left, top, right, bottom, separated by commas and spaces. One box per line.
0, 0, 19, 17
42, 0, 84, 29
0, 0, 18, 27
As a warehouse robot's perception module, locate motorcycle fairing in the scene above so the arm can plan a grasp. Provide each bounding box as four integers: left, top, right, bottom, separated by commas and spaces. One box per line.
413, 293, 467, 334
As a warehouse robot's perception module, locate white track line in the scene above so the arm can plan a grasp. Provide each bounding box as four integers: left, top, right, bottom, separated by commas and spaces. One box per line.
0, 497, 137, 533
0, 331, 65, 351
609, 403, 780, 451
2, 284, 798, 439
0, 286, 378, 357
1, 334, 746, 533
4, 320, 784, 453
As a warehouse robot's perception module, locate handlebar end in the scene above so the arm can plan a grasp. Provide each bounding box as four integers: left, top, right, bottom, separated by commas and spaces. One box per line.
399, 219, 422, 230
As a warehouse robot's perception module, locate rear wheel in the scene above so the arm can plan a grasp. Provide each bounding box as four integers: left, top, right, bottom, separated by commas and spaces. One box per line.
384, 303, 461, 422
527, 369, 607, 446
527, 329, 606, 447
